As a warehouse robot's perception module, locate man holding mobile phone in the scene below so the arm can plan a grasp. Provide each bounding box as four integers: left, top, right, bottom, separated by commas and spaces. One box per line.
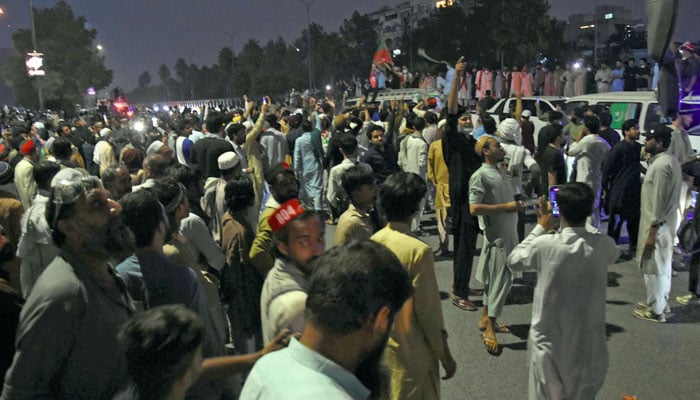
508, 183, 619, 400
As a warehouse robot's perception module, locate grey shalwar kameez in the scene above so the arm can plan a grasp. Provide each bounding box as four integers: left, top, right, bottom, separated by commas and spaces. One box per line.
469, 163, 519, 317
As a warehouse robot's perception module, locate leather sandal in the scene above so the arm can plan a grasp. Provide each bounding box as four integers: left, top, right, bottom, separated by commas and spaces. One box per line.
452, 296, 477, 311
482, 333, 499, 355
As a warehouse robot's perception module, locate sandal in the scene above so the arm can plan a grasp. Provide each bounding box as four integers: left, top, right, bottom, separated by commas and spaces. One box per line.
482, 333, 499, 355
452, 296, 477, 311
478, 323, 511, 334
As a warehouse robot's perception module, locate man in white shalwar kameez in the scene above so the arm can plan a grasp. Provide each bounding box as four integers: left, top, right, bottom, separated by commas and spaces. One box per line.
508, 183, 619, 400
633, 126, 682, 322
469, 135, 525, 355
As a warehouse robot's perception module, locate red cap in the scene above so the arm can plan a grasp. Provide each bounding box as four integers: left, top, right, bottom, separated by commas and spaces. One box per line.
269, 199, 305, 232
20, 139, 35, 155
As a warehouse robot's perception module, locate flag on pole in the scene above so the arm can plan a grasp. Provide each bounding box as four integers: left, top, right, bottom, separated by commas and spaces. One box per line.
372, 36, 393, 67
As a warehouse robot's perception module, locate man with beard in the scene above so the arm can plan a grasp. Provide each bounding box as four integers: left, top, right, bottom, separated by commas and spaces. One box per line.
101, 164, 132, 201
260, 199, 325, 344
250, 162, 300, 276
241, 240, 412, 400
2, 175, 135, 399
634, 126, 683, 323
470, 136, 524, 355
371, 171, 457, 399
443, 57, 483, 312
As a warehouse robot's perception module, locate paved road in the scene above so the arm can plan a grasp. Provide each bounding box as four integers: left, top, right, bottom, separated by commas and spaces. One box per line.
324, 211, 700, 400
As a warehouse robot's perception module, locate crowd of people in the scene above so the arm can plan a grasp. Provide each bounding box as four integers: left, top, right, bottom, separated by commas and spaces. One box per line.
0, 50, 698, 400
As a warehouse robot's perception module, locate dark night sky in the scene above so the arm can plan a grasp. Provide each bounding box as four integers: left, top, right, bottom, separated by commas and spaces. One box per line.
1, 0, 698, 92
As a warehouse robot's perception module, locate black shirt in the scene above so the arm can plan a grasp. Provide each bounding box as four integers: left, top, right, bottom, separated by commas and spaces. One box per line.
537, 145, 566, 194
601, 140, 642, 210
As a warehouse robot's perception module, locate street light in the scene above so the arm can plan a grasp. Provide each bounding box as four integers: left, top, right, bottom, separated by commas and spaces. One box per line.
28, 0, 44, 110
96, 44, 103, 51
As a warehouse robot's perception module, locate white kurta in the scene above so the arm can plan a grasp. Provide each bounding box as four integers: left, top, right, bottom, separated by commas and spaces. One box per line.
508, 224, 619, 400
636, 151, 683, 315
568, 134, 610, 227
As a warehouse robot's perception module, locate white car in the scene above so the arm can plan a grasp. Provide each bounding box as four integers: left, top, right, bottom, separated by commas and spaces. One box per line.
470, 96, 567, 142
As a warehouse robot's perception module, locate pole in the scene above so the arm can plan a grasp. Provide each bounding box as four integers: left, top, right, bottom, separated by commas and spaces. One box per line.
593, 0, 598, 68
28, 0, 43, 110
299, 0, 317, 91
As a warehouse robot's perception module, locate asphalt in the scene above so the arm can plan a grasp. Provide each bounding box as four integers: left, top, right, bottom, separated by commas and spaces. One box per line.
324, 209, 700, 400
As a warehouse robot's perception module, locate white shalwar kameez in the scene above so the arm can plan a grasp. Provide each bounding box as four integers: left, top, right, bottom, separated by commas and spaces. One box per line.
508, 224, 619, 400
635, 151, 682, 315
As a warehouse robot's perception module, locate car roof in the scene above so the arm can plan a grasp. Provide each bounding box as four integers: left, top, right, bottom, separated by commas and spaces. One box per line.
566, 91, 657, 102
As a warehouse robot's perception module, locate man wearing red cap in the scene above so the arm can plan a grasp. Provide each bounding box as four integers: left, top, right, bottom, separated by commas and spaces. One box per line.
259, 199, 325, 345
14, 139, 39, 210
250, 162, 300, 276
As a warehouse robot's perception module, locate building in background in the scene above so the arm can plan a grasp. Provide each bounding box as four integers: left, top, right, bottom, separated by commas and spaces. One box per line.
563, 5, 647, 62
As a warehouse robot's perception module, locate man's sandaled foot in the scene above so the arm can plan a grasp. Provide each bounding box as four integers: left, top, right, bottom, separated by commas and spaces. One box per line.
478, 323, 510, 333
482, 333, 499, 355
452, 297, 477, 311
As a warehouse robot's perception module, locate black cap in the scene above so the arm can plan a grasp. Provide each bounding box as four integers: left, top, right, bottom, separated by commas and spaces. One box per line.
642, 125, 673, 141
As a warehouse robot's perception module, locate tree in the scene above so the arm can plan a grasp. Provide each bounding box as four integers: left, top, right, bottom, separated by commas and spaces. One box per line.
219, 47, 234, 97
339, 12, 378, 80
158, 64, 172, 100
138, 71, 151, 90
234, 39, 264, 96
1, 1, 112, 109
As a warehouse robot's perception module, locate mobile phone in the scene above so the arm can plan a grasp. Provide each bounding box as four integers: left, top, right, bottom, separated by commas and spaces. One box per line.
549, 185, 561, 217
262, 97, 267, 105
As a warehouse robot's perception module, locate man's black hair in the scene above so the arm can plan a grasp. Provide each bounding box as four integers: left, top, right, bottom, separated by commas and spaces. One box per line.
413, 116, 426, 132
119, 190, 165, 248
32, 160, 60, 191
424, 112, 438, 126
599, 112, 612, 127
118, 305, 204, 400
339, 134, 358, 155
225, 175, 255, 214
225, 123, 244, 140
365, 123, 384, 140
101, 163, 127, 185
51, 137, 73, 160
341, 165, 375, 204
621, 119, 638, 133
583, 115, 600, 134
379, 171, 426, 222
168, 163, 201, 190
305, 240, 412, 333
556, 182, 594, 225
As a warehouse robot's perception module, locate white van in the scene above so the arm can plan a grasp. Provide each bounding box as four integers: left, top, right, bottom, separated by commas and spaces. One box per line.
565, 91, 700, 151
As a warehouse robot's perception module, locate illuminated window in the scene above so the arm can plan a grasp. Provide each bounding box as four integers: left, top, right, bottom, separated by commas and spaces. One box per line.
604, 13, 613, 20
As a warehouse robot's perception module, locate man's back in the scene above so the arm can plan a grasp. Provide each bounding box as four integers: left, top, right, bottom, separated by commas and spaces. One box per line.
241, 338, 369, 400
509, 226, 619, 400
193, 136, 234, 178
2, 253, 133, 400
259, 129, 288, 166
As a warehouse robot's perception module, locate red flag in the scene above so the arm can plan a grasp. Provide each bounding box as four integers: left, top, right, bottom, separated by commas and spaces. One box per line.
372, 36, 393, 67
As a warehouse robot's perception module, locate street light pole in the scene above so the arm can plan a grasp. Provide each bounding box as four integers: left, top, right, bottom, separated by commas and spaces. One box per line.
28, 0, 43, 110
593, 0, 599, 68
299, 0, 317, 91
